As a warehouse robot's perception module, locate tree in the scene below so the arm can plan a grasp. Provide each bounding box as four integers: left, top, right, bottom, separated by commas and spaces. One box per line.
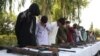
89, 22, 94, 31
94, 29, 100, 37
0, 0, 89, 21
0, 12, 16, 35
0, 0, 17, 35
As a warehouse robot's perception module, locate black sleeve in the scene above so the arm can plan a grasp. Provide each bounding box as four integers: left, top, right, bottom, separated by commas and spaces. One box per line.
15, 12, 23, 36
25, 15, 36, 37
32, 16, 36, 35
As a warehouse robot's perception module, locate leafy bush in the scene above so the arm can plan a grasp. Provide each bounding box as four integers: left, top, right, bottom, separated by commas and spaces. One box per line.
0, 13, 16, 35
94, 29, 100, 37
0, 35, 17, 46
0, 12, 16, 35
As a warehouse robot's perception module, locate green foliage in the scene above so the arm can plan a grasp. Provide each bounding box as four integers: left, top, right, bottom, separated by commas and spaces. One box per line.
0, 35, 17, 46
94, 29, 100, 37
0, 0, 89, 46
0, 0, 89, 21
0, 0, 6, 12
0, 0, 16, 12
0, 12, 16, 35
0, 0, 89, 35
52, 2, 62, 21
30, 0, 89, 21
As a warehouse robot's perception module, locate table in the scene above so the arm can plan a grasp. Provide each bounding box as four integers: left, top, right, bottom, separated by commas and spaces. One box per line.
0, 41, 100, 56
0, 50, 27, 56
59, 41, 100, 56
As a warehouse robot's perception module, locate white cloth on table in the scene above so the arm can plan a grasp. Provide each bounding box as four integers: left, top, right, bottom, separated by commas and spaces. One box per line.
91, 42, 100, 56
0, 42, 100, 56
59, 46, 92, 56
59, 42, 100, 56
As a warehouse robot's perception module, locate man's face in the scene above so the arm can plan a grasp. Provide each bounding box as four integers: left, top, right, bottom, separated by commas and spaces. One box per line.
42, 23, 46, 27
29, 3, 40, 16
31, 7, 40, 16
63, 24, 67, 28
57, 22, 61, 27
66, 23, 70, 27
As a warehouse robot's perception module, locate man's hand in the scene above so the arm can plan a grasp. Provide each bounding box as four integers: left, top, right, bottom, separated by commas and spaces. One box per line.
62, 40, 65, 43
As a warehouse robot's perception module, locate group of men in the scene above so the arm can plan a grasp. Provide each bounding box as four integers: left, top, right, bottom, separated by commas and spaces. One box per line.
56, 18, 96, 45
15, 3, 96, 47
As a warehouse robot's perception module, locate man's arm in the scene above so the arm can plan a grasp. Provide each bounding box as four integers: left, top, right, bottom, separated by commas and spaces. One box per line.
28, 16, 36, 36
15, 12, 23, 36
57, 28, 66, 43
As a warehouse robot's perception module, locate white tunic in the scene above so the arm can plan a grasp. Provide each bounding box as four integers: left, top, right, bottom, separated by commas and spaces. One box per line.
36, 23, 51, 45
48, 22, 58, 45
75, 29, 83, 42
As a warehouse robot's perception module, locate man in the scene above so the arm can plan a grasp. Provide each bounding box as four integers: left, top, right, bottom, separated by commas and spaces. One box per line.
73, 24, 83, 43
81, 27, 87, 42
15, 3, 40, 47
48, 22, 59, 45
56, 18, 67, 44
36, 16, 51, 46
66, 21, 75, 44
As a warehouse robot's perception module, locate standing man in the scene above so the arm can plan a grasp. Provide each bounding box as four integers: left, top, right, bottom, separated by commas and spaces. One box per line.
15, 3, 40, 47
66, 21, 75, 44
36, 16, 51, 46
56, 18, 67, 44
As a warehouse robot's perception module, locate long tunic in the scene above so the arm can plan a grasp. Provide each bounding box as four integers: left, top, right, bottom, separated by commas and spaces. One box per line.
15, 10, 37, 47
48, 22, 58, 45
88, 33, 96, 42
74, 29, 83, 42
66, 27, 75, 43
81, 30, 87, 42
36, 23, 51, 45
56, 26, 67, 44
